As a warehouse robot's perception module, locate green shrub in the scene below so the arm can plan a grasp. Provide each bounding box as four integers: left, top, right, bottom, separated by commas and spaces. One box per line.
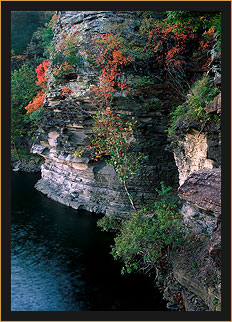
168, 76, 220, 135
11, 63, 38, 156
97, 215, 122, 232
51, 51, 84, 69
98, 182, 184, 274
51, 31, 84, 70
133, 75, 155, 86
53, 62, 76, 83
26, 107, 44, 141
166, 11, 221, 50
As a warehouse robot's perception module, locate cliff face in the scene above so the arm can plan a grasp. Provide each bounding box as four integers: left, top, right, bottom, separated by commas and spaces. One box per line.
166, 168, 221, 311
32, 11, 178, 216
31, 11, 221, 311
164, 64, 221, 310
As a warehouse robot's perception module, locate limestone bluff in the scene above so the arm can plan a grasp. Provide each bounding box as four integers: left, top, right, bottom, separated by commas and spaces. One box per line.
32, 11, 179, 216
31, 11, 221, 311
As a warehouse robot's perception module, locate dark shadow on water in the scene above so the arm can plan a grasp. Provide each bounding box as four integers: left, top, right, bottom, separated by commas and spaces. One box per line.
11, 171, 168, 311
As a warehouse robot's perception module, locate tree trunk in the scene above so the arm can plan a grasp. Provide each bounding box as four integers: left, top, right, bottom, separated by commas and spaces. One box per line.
123, 179, 137, 211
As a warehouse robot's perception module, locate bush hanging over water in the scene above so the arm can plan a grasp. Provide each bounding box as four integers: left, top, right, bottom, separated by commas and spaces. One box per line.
98, 182, 184, 275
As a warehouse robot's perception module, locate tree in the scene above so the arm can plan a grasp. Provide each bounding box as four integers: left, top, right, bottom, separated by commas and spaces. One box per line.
11, 63, 38, 158
11, 11, 54, 55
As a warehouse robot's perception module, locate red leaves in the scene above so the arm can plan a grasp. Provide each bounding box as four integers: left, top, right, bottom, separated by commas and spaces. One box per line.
199, 26, 215, 51
61, 87, 72, 98
88, 33, 133, 106
25, 60, 50, 113
35, 60, 50, 88
25, 91, 45, 114
147, 22, 195, 71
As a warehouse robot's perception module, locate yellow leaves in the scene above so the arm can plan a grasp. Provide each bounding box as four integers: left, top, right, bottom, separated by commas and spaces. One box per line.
73, 148, 84, 158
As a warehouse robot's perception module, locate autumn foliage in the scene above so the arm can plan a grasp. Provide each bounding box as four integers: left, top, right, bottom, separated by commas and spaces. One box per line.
89, 33, 133, 106
199, 26, 215, 51
61, 87, 72, 98
35, 59, 50, 87
147, 22, 195, 72
25, 91, 46, 113
25, 59, 49, 113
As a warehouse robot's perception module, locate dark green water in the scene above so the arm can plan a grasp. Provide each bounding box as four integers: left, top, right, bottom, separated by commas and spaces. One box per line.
11, 171, 167, 311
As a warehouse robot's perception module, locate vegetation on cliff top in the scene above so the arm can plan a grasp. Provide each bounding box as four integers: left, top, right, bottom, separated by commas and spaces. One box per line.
168, 75, 221, 136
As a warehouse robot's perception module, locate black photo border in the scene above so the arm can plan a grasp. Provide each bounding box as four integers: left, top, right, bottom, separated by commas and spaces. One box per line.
1, 1, 231, 321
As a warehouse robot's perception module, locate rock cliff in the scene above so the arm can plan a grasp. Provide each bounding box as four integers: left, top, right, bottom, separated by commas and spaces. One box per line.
163, 57, 221, 310
32, 11, 178, 216
31, 11, 221, 311
161, 168, 221, 311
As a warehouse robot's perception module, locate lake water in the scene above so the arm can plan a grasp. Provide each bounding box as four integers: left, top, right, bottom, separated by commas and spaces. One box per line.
11, 171, 167, 311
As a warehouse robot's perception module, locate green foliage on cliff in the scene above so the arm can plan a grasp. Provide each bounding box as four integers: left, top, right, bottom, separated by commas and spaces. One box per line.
90, 107, 147, 210
11, 12, 54, 160
98, 183, 184, 274
11, 63, 38, 159
168, 76, 220, 136
166, 11, 221, 50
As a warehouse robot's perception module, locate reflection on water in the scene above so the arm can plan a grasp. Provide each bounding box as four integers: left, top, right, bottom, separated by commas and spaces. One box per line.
11, 172, 167, 311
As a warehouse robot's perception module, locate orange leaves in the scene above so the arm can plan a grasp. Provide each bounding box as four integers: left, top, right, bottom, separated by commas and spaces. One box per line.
25, 60, 50, 113
25, 92, 45, 114
112, 49, 132, 65
61, 87, 72, 98
89, 33, 133, 106
147, 22, 195, 71
35, 59, 50, 88
199, 26, 215, 51
117, 81, 127, 91
207, 26, 215, 34
53, 61, 75, 80
147, 20, 215, 73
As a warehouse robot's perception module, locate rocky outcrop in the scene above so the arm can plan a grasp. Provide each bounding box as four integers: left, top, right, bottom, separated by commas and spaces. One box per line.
166, 147, 221, 310
159, 168, 221, 311
11, 155, 43, 173
172, 129, 221, 186
32, 11, 178, 216
178, 168, 221, 234
178, 168, 221, 210
31, 11, 221, 311
206, 93, 221, 114
165, 51, 221, 310
171, 41, 221, 187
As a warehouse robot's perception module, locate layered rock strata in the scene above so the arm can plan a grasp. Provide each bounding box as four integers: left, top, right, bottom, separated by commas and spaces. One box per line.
160, 168, 221, 311
32, 11, 178, 216
165, 76, 221, 310
31, 11, 222, 311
